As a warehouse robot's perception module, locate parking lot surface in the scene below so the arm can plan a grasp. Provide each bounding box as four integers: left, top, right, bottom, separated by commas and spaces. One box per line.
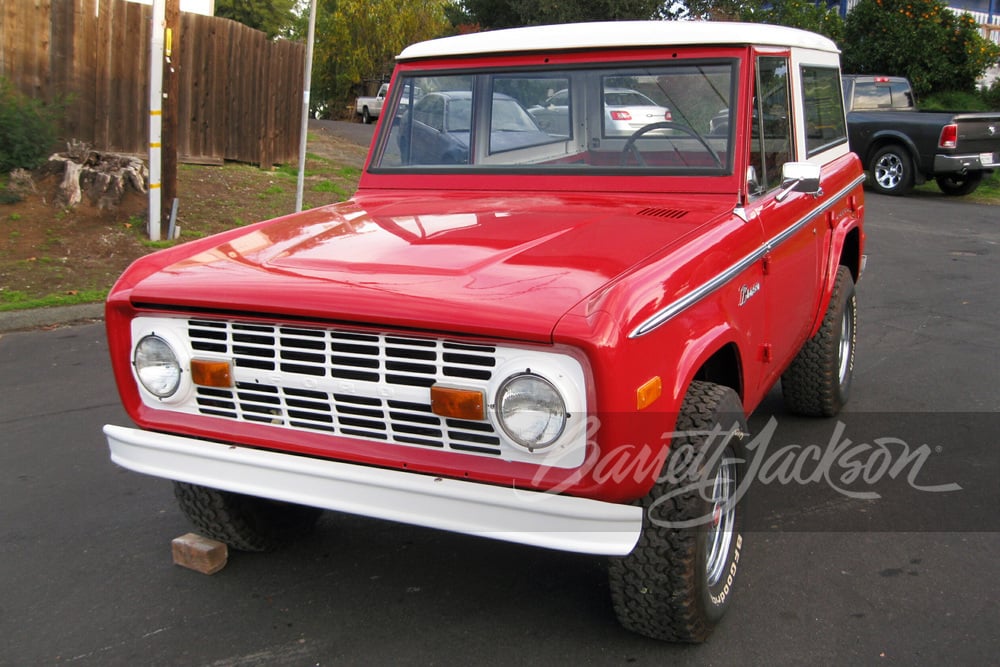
1, 191, 998, 665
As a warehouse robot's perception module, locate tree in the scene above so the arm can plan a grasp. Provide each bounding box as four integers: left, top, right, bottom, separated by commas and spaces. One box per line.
842, 0, 1000, 97
307, 0, 452, 117
739, 0, 844, 42
216, 0, 298, 39
457, 0, 664, 30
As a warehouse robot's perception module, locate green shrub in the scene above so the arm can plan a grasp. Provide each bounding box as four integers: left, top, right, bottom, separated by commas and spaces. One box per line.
980, 79, 1000, 110
921, 90, 989, 111
0, 77, 63, 173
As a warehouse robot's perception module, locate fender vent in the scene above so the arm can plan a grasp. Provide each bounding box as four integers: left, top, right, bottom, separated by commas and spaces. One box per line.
637, 207, 689, 219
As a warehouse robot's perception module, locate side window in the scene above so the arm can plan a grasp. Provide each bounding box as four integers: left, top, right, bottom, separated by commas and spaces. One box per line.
801, 66, 847, 157
380, 75, 472, 166
888, 81, 914, 108
749, 56, 793, 194
493, 75, 572, 143
415, 96, 444, 132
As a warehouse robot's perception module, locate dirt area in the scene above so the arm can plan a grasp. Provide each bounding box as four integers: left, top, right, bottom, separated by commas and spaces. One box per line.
0, 125, 368, 309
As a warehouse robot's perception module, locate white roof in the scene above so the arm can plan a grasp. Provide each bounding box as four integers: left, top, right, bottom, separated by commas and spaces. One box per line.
398, 21, 840, 61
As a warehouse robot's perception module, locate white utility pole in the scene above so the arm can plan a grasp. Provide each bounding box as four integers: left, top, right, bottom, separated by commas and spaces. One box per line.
148, 0, 165, 241
295, 0, 318, 212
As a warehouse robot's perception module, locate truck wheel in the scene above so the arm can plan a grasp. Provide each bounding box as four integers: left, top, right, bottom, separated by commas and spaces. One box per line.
361, 107, 372, 124
869, 145, 913, 195
173, 482, 322, 552
609, 381, 746, 642
936, 172, 982, 196
781, 266, 856, 417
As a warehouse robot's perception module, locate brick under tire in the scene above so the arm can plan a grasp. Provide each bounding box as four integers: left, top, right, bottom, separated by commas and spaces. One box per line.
173, 482, 322, 552
609, 381, 747, 643
781, 265, 857, 417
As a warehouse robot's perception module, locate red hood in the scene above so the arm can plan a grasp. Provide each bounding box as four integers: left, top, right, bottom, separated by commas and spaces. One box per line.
126, 192, 731, 341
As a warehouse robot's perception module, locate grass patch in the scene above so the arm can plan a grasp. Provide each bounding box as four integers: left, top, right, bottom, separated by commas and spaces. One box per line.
915, 171, 1000, 205
0, 288, 107, 311
311, 180, 349, 198
258, 185, 285, 198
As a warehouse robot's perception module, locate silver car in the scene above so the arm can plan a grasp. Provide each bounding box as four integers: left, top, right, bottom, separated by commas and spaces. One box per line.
529, 87, 672, 137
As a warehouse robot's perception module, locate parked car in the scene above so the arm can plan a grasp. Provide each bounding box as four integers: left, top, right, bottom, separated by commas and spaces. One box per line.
355, 83, 389, 124
398, 91, 555, 164
105, 21, 864, 643
843, 74, 1000, 195
529, 87, 672, 137
603, 87, 673, 135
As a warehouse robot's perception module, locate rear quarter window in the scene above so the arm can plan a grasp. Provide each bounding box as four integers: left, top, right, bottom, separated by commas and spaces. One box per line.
801, 66, 847, 158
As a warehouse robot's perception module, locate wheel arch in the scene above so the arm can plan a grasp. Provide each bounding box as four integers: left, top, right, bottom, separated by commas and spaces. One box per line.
837, 225, 863, 283
691, 341, 744, 404
862, 130, 924, 184
863, 132, 918, 168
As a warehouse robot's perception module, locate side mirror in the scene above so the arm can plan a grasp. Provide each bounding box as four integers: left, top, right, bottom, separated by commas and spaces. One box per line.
776, 162, 822, 202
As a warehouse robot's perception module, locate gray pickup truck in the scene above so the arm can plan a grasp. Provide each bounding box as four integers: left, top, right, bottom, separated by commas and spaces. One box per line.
843, 74, 1000, 195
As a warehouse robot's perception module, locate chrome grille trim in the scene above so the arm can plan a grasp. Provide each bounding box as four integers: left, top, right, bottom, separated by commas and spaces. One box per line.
186, 318, 501, 454
130, 316, 588, 468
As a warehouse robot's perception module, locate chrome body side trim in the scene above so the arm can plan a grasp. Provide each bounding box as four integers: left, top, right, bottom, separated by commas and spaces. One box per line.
629, 173, 865, 339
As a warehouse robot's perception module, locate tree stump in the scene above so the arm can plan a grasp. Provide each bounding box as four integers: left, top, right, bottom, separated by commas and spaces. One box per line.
47, 140, 148, 209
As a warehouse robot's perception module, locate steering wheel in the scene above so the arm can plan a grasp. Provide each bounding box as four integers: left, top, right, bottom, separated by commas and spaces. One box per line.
620, 121, 723, 168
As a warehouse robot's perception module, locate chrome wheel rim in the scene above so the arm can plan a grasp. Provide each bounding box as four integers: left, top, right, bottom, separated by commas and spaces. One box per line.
705, 455, 737, 587
874, 153, 903, 189
838, 298, 855, 386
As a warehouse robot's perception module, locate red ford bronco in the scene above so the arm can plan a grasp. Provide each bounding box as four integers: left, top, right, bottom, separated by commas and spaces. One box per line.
105, 21, 865, 641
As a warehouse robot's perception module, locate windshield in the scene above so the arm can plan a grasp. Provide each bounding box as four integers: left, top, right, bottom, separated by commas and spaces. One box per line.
372, 61, 737, 174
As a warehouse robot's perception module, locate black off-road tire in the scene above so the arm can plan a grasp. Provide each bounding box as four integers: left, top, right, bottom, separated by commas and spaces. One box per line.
781, 266, 857, 417
173, 482, 322, 552
361, 107, 372, 124
869, 145, 914, 195
609, 381, 747, 643
936, 172, 983, 196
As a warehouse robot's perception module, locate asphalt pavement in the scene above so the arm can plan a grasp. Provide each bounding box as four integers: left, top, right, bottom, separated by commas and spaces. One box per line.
2, 188, 999, 665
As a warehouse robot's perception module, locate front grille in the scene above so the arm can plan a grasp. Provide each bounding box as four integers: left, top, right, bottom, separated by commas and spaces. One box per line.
186, 319, 503, 455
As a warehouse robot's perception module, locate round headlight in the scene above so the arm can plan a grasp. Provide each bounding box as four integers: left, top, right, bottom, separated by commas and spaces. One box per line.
134, 335, 182, 398
496, 373, 567, 451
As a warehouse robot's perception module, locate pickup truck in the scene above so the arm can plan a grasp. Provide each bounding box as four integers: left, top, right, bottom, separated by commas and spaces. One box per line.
843, 74, 1000, 196
104, 22, 865, 642
355, 83, 388, 124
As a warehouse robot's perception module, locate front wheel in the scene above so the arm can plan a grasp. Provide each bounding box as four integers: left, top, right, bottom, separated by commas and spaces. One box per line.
173, 482, 322, 552
936, 172, 983, 196
609, 381, 747, 642
781, 266, 857, 417
868, 145, 914, 195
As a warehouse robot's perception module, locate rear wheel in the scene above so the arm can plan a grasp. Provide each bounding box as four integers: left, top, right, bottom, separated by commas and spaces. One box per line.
361, 107, 372, 124
869, 145, 913, 195
936, 172, 983, 196
173, 482, 321, 552
609, 381, 746, 642
781, 266, 857, 417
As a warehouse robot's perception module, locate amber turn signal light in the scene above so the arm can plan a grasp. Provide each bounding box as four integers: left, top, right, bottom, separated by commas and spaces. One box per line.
636, 376, 662, 410
430, 385, 485, 421
190, 359, 233, 388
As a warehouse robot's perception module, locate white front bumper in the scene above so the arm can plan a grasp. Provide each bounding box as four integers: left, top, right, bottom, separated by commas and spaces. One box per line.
104, 424, 642, 556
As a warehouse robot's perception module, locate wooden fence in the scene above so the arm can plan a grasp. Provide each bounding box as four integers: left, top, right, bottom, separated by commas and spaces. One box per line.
0, 0, 304, 166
